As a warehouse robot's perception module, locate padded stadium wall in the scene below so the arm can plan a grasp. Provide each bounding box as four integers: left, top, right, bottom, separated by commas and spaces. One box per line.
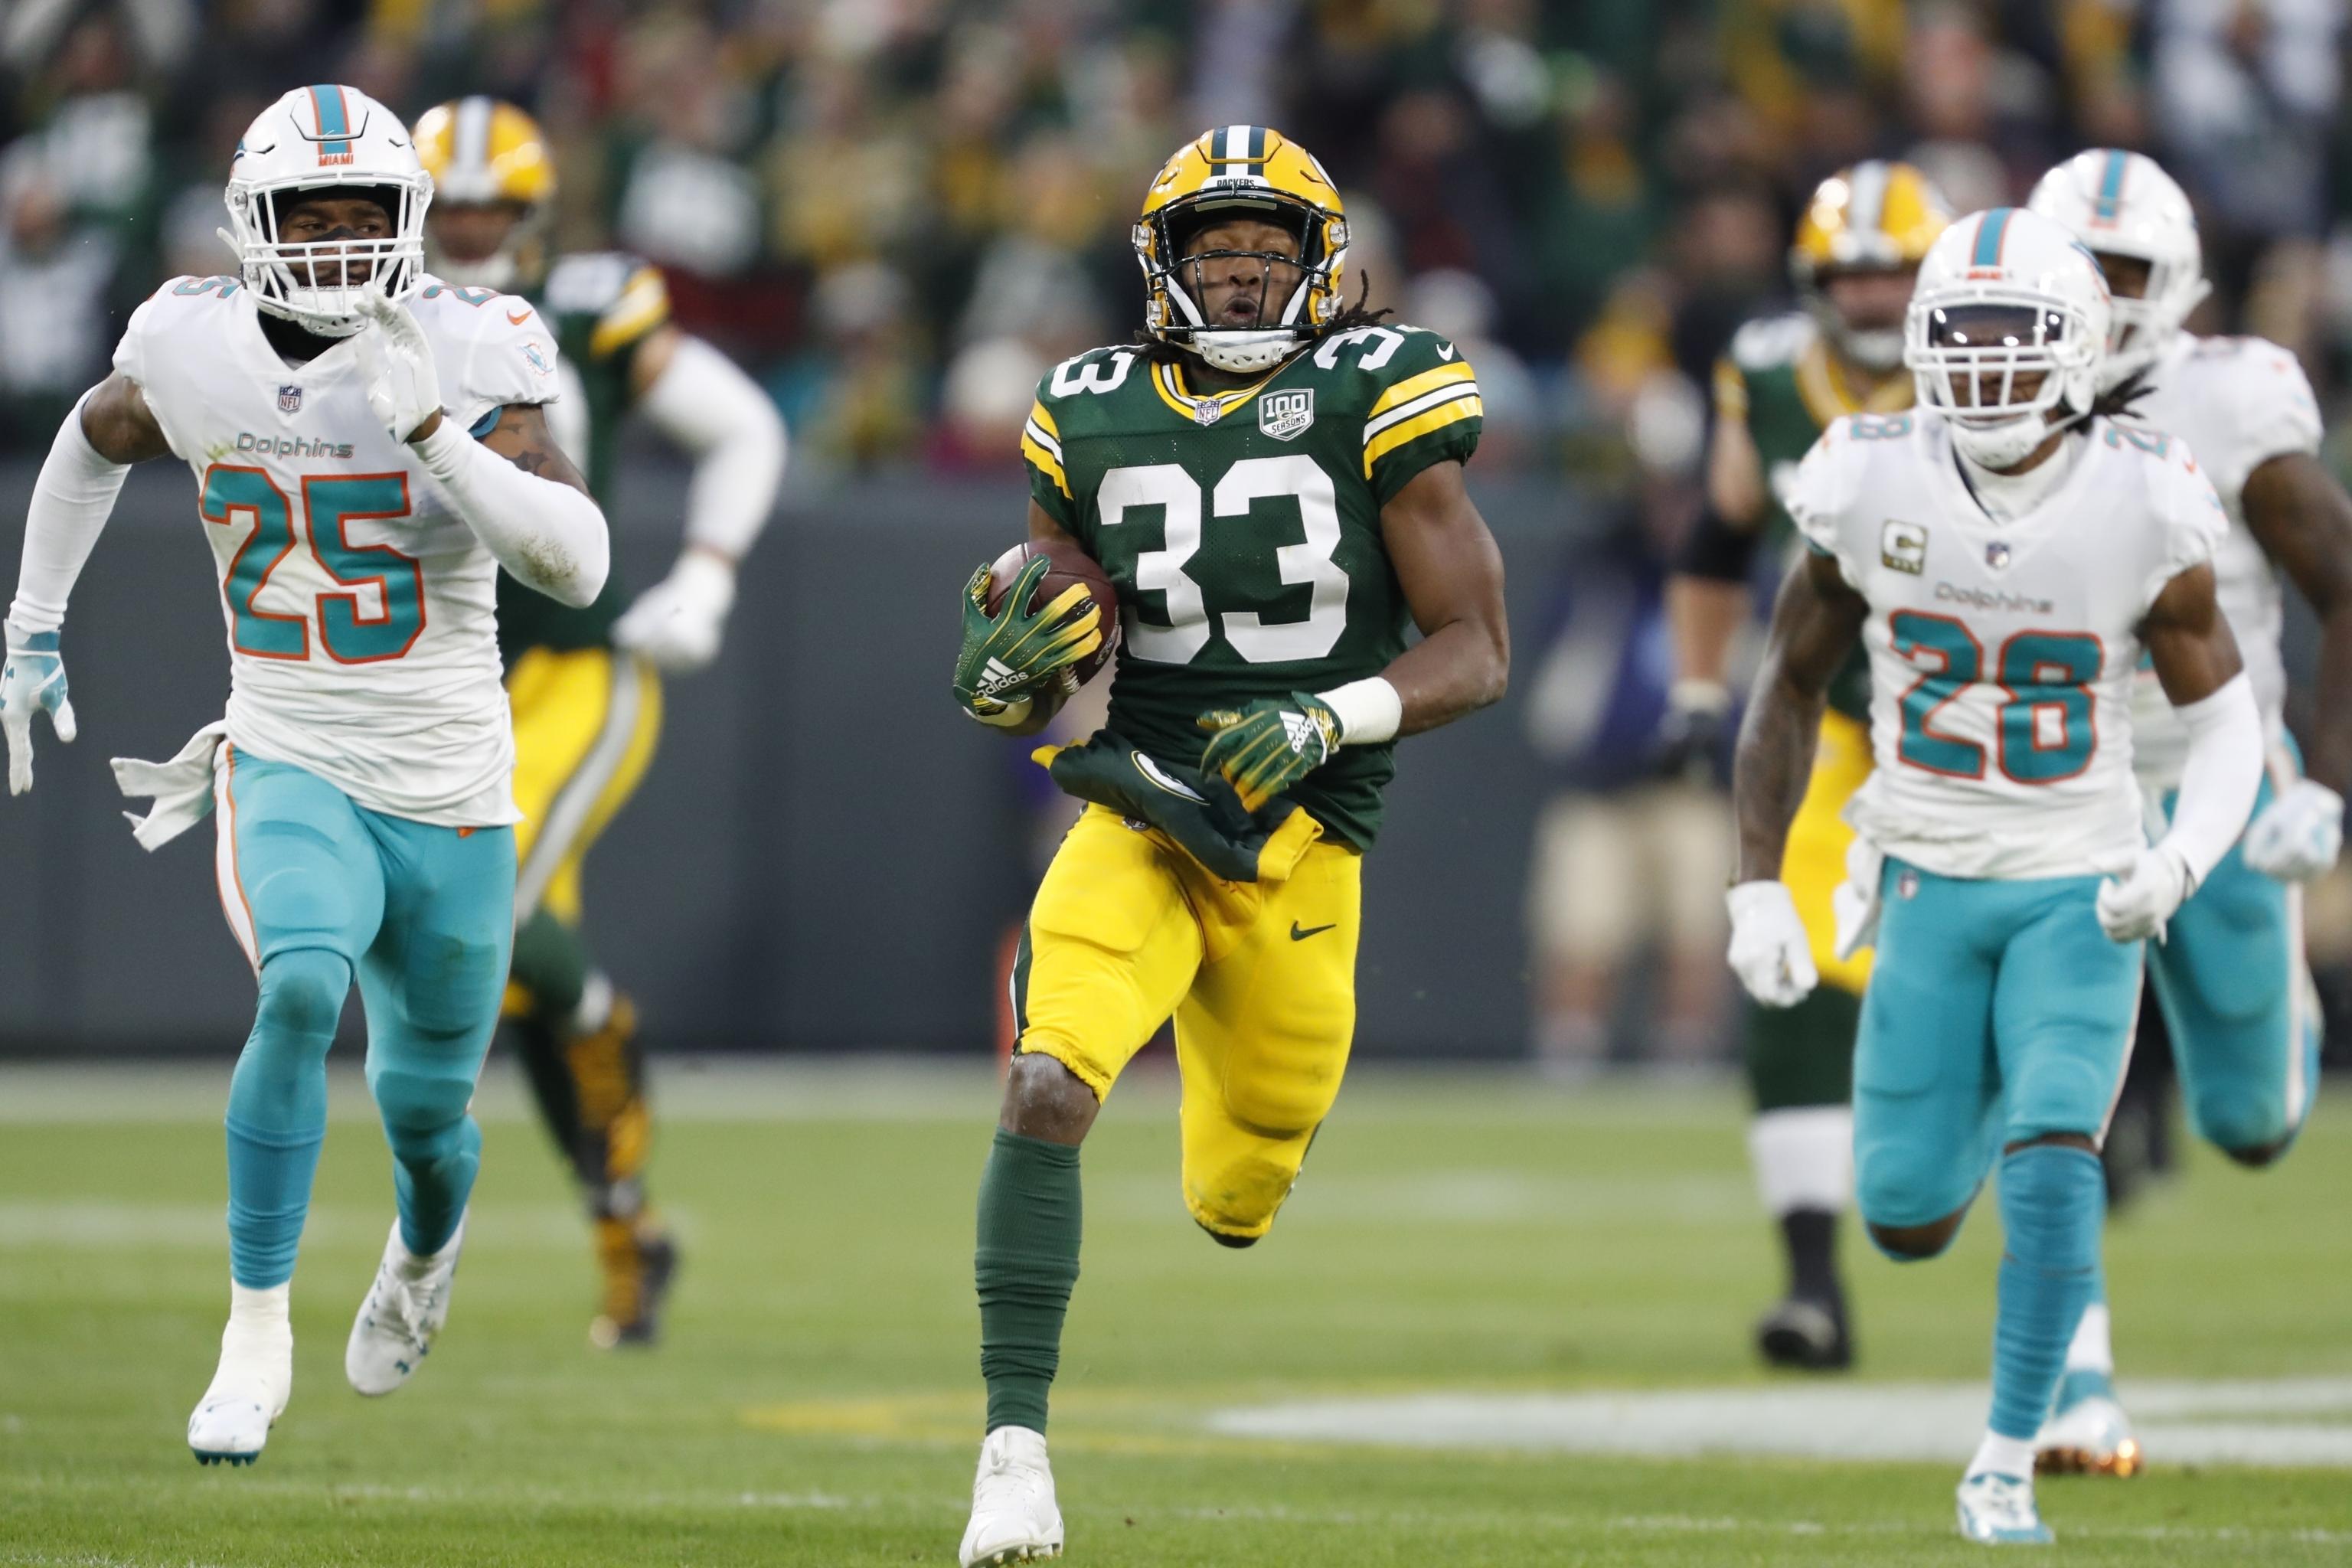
0, 459, 1571, 1060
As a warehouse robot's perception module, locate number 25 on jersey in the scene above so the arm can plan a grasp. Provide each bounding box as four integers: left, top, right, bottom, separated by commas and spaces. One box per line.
201, 464, 424, 664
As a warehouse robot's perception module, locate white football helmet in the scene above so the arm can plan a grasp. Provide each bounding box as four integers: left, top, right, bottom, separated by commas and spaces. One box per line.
2027, 150, 2208, 393
1905, 206, 2112, 469
223, 86, 432, 338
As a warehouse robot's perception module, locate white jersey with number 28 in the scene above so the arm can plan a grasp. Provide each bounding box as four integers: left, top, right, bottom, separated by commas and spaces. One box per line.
1786, 409, 2226, 880
114, 273, 562, 825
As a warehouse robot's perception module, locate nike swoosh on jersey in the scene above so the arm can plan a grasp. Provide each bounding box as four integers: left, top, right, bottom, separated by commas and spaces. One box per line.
1289, 922, 1336, 941
1437, 343, 1456, 360
505, 309, 532, 325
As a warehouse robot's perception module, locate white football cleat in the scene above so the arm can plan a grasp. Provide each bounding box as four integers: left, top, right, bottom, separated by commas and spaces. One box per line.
345, 1214, 466, 1396
1956, 1470, 2054, 1546
2035, 1370, 2141, 1476
188, 1314, 292, 1465
959, 1425, 1063, 1566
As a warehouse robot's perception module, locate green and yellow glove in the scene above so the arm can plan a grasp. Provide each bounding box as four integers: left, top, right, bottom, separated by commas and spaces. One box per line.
952, 553, 1103, 727
1196, 691, 1341, 812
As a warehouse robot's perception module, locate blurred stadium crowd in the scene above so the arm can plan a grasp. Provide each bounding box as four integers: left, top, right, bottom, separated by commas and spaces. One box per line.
5, 0, 2352, 1076
5, 2, 2347, 472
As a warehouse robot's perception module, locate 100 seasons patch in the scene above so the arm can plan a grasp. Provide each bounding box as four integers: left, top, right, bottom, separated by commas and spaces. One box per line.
1259, 389, 1315, 442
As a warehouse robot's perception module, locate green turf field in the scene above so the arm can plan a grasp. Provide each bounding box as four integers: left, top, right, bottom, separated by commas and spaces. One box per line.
2, 1060, 2347, 1566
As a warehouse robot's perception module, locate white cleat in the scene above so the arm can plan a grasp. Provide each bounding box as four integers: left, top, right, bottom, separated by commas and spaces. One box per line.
345, 1215, 465, 1396
2035, 1370, 2141, 1476
187, 1315, 292, 1465
1956, 1470, 2054, 1546
959, 1425, 1063, 1566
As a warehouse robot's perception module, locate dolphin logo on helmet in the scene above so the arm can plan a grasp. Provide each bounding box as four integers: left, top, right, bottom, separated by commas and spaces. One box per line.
1903, 206, 2113, 470
2026, 149, 2211, 394
222, 84, 433, 338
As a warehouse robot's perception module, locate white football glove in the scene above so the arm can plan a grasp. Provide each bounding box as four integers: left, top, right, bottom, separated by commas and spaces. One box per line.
2092, 844, 2193, 943
1, 617, 76, 795
1726, 880, 1818, 1008
2241, 778, 2344, 883
612, 550, 737, 673
353, 290, 443, 445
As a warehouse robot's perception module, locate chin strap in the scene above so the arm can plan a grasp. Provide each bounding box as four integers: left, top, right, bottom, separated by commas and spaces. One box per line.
1189, 329, 1301, 374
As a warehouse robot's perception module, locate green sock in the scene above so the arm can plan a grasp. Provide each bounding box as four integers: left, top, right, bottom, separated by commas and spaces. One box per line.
975, 1128, 1083, 1434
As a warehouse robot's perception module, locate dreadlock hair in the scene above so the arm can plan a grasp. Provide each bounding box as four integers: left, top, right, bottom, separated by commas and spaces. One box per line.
1134, 269, 1393, 364
2086, 366, 2157, 423
1325, 269, 1394, 334
2054, 364, 2157, 436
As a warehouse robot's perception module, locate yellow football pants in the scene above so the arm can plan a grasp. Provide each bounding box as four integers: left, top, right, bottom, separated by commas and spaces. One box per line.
505, 644, 662, 937
1785, 708, 1874, 994
1014, 804, 1363, 1243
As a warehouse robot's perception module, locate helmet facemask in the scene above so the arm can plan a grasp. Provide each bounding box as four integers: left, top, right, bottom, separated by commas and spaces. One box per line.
1139, 193, 1345, 374
2088, 246, 2211, 393
1802, 265, 1916, 374
1907, 296, 2099, 469
224, 175, 430, 338
426, 198, 549, 292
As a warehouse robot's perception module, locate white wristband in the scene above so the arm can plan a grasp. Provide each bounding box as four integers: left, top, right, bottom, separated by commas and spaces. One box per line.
1669, 678, 1732, 715
1318, 676, 1402, 746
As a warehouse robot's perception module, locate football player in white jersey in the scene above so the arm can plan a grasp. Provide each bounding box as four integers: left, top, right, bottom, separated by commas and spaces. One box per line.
2024, 149, 2352, 1475
0, 85, 609, 1465
1726, 206, 2262, 1544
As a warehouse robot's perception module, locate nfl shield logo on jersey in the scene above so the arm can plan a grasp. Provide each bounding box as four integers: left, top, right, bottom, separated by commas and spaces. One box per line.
1259, 389, 1315, 441
1985, 541, 2012, 570
276, 384, 302, 414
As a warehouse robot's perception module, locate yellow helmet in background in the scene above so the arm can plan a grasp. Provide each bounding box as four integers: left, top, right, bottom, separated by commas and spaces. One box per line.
1789, 160, 1950, 372
413, 96, 557, 292
1135, 126, 1349, 374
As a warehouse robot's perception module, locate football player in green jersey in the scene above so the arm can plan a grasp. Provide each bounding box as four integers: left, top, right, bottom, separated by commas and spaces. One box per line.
947, 125, 1509, 1566
415, 98, 789, 1348
1658, 162, 1949, 1371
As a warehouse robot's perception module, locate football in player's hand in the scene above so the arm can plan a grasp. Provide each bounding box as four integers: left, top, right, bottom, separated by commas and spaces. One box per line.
984, 538, 1121, 688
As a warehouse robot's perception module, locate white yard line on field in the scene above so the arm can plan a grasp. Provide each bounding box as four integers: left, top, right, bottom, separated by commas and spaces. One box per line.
1209, 1381, 2352, 1468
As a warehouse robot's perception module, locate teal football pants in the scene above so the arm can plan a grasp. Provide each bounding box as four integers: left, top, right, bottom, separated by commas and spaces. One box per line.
2150, 760, 2322, 1158
217, 747, 514, 1287
1854, 858, 2138, 1446
1853, 860, 2142, 1231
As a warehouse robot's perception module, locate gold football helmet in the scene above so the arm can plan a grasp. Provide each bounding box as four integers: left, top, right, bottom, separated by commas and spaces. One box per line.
1789, 161, 1950, 373
1135, 126, 1348, 374
413, 96, 557, 292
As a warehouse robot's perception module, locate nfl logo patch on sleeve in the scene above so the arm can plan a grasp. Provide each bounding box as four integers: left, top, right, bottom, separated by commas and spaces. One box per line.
277, 384, 302, 414
1259, 389, 1315, 441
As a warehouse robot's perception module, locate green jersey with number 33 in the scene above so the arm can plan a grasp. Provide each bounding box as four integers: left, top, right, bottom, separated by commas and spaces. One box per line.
1022, 324, 1482, 850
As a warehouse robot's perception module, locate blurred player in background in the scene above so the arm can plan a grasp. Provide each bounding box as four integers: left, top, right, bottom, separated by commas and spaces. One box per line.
1730, 206, 2259, 1543
2024, 150, 2352, 1475
414, 98, 787, 1348
1660, 162, 1950, 1370
946, 126, 1508, 1566
1, 86, 609, 1461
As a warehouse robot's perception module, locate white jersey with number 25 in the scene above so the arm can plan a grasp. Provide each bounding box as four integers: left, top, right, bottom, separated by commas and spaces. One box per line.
114, 273, 562, 825
1787, 408, 2226, 880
